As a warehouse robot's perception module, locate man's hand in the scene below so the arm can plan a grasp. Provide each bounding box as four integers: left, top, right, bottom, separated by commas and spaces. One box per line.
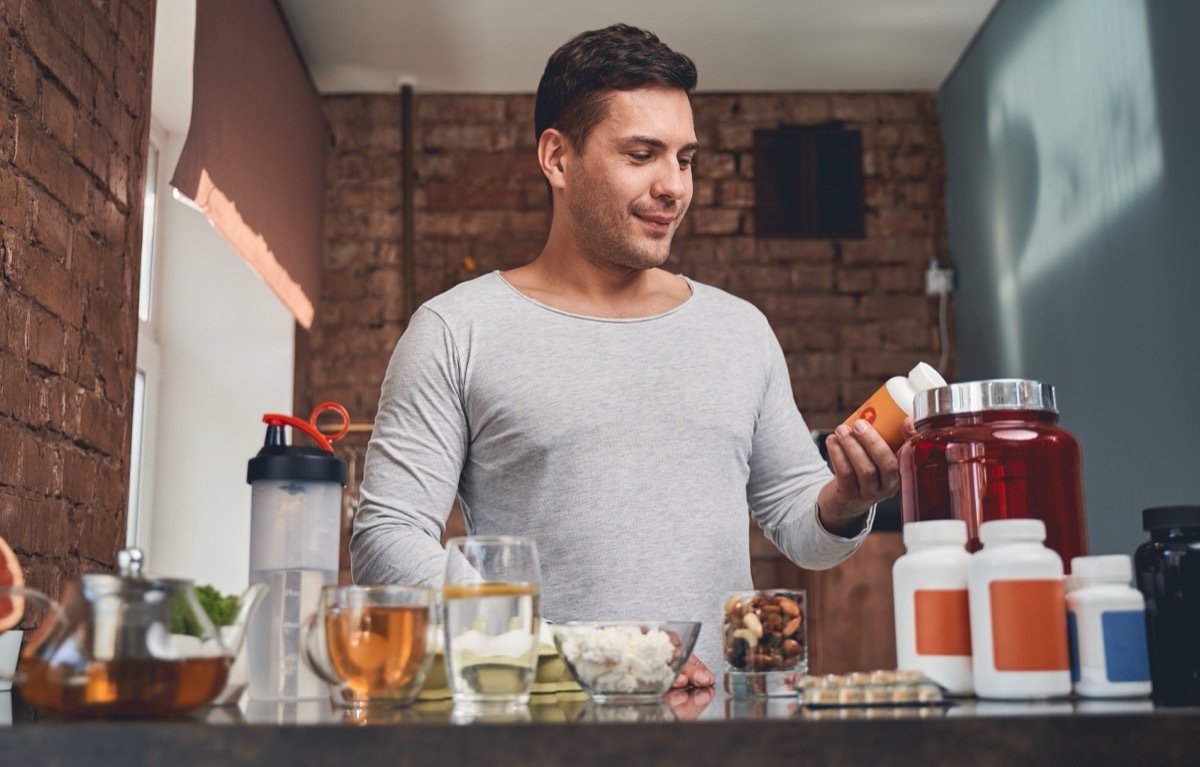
671, 654, 714, 689
818, 417, 918, 535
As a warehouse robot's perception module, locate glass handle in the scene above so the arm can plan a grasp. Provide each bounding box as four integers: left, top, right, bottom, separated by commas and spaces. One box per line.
222, 583, 268, 656
299, 612, 340, 686
0, 585, 66, 684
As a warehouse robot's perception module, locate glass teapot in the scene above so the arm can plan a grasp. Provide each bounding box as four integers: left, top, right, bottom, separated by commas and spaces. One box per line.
0, 549, 264, 718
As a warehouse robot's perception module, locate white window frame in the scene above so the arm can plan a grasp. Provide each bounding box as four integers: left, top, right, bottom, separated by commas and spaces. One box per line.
127, 120, 167, 551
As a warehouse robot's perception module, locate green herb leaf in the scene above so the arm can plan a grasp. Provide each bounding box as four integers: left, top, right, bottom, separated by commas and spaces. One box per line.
170, 584, 240, 637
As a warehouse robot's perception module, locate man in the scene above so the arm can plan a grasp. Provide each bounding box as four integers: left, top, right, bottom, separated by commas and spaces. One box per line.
351, 24, 907, 685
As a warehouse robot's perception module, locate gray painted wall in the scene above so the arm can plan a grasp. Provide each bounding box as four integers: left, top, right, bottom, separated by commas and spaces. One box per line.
938, 0, 1200, 557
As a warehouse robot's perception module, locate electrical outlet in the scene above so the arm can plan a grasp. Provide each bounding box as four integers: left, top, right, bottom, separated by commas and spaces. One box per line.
925, 263, 955, 295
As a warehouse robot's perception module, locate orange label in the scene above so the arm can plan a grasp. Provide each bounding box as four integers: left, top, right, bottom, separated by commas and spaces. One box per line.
843, 385, 907, 451
988, 579, 1069, 671
914, 589, 972, 656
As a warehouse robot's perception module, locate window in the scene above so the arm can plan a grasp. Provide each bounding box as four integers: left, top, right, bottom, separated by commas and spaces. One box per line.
138, 142, 159, 322
754, 124, 865, 238
127, 370, 147, 542
127, 132, 164, 548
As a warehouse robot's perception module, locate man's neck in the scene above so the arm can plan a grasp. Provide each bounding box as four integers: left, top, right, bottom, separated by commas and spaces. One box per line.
502, 239, 690, 319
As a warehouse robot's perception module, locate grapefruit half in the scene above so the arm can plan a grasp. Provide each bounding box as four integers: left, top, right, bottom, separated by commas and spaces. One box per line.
0, 534, 25, 632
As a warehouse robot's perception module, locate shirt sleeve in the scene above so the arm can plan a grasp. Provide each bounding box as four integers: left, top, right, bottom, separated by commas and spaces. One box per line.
745, 325, 873, 569
349, 306, 466, 587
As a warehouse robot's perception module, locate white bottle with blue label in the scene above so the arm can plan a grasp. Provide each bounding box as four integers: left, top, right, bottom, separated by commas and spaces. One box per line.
1066, 555, 1152, 698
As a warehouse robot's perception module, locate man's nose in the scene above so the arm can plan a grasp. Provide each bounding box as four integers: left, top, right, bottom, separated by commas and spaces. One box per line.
651, 160, 689, 201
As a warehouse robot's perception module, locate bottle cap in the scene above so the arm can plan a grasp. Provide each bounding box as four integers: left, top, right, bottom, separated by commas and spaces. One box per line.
247, 442, 347, 485
903, 519, 968, 547
1142, 505, 1200, 531
979, 518, 1046, 544
246, 403, 349, 486
907, 362, 947, 394
914, 379, 1057, 422
1070, 555, 1132, 583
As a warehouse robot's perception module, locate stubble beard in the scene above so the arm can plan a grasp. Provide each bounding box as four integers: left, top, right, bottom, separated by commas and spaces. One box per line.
567, 185, 680, 273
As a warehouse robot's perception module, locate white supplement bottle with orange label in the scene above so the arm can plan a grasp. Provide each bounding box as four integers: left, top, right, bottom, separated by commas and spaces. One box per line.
969, 519, 1071, 699
844, 362, 946, 452
893, 520, 974, 695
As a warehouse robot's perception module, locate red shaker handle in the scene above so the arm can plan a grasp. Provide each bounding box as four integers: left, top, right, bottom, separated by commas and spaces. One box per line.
262, 402, 350, 453
309, 402, 350, 443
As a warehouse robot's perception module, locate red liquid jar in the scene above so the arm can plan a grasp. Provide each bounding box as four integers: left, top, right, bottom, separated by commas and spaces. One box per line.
899, 380, 1089, 570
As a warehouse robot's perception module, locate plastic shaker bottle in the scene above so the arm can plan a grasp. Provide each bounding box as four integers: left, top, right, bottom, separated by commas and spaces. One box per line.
245, 403, 348, 700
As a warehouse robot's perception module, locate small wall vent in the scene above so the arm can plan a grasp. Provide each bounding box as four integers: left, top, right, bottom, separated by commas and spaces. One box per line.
754, 124, 865, 239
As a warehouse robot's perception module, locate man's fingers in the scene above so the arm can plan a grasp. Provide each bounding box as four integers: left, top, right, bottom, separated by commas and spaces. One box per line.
826, 432, 860, 498
673, 654, 697, 688
853, 421, 900, 495
673, 654, 714, 689
829, 422, 901, 499
686, 656, 714, 687
836, 423, 881, 494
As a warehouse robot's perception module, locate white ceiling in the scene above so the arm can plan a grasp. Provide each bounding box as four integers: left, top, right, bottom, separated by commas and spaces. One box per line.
151, 0, 996, 136
276, 0, 997, 94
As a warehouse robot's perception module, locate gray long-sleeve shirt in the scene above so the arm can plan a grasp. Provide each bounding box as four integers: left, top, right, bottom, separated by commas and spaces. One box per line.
351, 272, 872, 672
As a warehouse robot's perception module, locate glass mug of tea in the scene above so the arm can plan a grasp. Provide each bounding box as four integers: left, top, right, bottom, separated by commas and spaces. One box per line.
301, 584, 435, 708
442, 536, 542, 710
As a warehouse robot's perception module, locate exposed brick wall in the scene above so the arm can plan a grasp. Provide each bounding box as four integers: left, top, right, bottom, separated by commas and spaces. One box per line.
297, 91, 956, 601
0, 0, 155, 599
296, 94, 548, 425
684, 93, 954, 426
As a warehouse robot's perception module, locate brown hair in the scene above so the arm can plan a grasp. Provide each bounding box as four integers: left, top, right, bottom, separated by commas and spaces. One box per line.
534, 24, 698, 152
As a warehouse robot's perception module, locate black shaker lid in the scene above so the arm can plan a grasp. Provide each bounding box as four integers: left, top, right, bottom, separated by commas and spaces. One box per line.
1142, 505, 1200, 531
247, 422, 347, 485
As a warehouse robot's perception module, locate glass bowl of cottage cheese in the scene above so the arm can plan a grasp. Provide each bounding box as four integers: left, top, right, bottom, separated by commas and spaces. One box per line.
551, 621, 700, 704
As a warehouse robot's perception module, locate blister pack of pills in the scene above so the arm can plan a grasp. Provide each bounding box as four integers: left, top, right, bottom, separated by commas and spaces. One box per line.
794, 670, 949, 708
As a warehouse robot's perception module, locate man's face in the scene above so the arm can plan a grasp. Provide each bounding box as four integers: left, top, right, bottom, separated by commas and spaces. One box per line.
560, 87, 698, 271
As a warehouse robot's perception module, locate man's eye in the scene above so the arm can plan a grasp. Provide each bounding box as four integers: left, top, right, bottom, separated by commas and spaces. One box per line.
679, 157, 694, 170
628, 152, 652, 162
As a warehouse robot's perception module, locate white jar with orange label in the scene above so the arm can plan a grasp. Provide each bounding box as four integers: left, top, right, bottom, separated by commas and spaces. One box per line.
893, 520, 974, 695
968, 519, 1071, 699
844, 362, 946, 452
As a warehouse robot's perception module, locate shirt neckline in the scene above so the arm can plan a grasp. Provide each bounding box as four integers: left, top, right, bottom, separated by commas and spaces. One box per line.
492, 270, 697, 324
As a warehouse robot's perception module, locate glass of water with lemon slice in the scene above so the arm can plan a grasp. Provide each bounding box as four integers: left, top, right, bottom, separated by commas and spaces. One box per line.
442, 536, 542, 712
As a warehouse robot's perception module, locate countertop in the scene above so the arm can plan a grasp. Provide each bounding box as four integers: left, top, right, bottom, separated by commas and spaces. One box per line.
1, 688, 1195, 766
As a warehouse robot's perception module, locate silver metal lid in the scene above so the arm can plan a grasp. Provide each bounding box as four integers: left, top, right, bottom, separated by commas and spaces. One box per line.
82, 547, 192, 596
914, 379, 1057, 421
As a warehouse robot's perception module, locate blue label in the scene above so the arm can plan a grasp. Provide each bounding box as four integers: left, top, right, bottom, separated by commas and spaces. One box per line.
1067, 610, 1080, 682
1101, 610, 1151, 683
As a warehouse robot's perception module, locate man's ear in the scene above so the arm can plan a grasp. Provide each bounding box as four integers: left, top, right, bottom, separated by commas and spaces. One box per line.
538, 128, 570, 193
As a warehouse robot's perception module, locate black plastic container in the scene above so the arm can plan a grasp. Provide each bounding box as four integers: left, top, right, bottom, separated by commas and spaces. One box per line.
1134, 505, 1200, 705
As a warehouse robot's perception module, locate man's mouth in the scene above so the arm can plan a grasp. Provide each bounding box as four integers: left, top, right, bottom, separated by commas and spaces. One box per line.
634, 211, 677, 228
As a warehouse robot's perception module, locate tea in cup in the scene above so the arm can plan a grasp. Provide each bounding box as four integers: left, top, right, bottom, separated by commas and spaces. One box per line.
302, 584, 435, 708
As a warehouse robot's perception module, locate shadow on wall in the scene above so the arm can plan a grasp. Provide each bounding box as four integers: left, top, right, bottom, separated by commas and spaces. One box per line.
987, 113, 1038, 375
939, 0, 1200, 557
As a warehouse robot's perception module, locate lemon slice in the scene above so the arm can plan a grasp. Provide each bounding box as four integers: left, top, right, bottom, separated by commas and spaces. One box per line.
0, 534, 26, 632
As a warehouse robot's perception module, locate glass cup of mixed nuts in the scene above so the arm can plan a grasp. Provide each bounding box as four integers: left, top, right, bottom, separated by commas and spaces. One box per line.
723, 589, 808, 683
